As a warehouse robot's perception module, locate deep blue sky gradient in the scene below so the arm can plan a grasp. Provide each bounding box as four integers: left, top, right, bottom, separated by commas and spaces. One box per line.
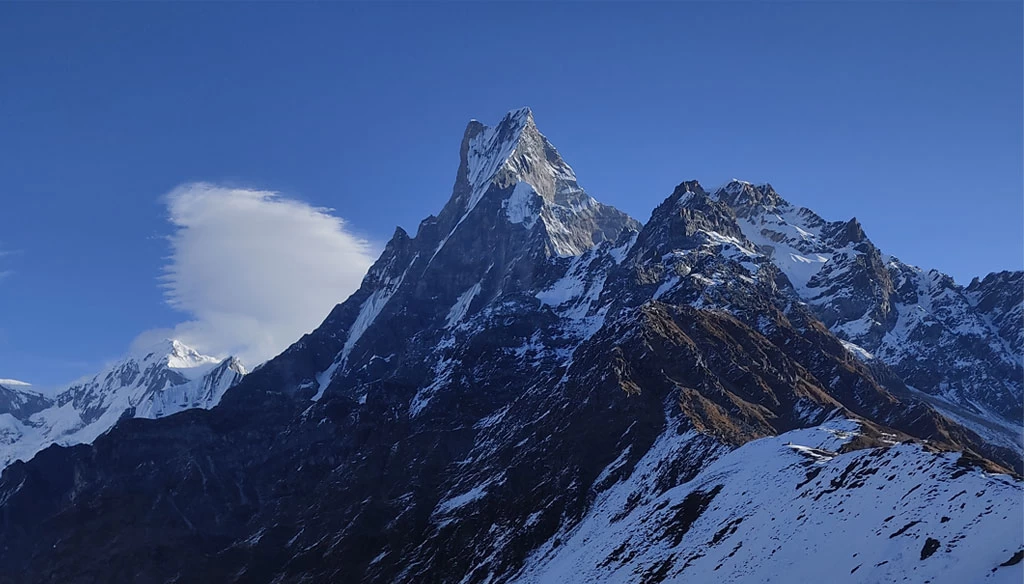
1, 2, 1021, 385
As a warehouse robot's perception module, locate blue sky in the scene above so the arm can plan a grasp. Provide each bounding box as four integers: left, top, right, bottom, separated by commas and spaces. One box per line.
1, 2, 1021, 386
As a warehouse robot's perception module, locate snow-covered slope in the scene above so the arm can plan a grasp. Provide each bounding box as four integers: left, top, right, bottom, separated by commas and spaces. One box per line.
0, 339, 244, 469
516, 418, 1022, 584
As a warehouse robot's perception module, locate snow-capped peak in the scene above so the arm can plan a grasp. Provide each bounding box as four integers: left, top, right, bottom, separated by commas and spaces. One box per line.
457, 106, 587, 221
462, 108, 537, 214
461, 108, 634, 256
0, 338, 245, 471
128, 338, 229, 381
712, 179, 786, 214
426, 108, 638, 261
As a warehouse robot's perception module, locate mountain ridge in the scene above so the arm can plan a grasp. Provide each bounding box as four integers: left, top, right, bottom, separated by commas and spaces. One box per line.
0, 109, 1018, 584
702, 178, 1022, 438
0, 338, 245, 470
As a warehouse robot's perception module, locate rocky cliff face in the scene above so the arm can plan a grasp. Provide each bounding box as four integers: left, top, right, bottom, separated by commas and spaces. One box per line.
0, 381, 50, 420
0, 109, 1019, 584
967, 270, 1023, 356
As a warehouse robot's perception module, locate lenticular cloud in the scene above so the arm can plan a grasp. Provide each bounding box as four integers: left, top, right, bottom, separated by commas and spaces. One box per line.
158, 182, 375, 367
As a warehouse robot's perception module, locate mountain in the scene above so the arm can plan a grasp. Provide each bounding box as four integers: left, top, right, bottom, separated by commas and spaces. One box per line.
967, 271, 1023, 361
0, 109, 1019, 584
0, 339, 245, 470
0, 380, 50, 420
711, 180, 1023, 447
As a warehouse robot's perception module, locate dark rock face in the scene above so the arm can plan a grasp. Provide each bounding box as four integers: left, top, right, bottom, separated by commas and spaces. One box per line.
967, 271, 1024, 356
0, 110, 1019, 584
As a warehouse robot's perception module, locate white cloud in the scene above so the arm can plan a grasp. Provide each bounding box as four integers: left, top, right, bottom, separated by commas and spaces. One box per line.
151, 182, 376, 367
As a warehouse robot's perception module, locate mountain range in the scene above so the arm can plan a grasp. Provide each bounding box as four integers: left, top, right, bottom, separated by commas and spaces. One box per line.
0, 339, 244, 470
0, 108, 1019, 583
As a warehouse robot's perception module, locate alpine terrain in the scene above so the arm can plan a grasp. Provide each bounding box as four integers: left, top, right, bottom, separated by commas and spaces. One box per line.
0, 108, 1020, 584
0, 339, 245, 470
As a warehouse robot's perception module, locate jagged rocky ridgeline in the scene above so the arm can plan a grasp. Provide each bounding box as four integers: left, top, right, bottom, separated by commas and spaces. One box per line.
0, 339, 245, 470
0, 109, 1020, 584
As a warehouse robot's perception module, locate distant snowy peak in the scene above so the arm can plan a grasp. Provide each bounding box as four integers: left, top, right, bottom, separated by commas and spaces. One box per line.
0, 339, 245, 470
61, 339, 246, 421
129, 338, 231, 381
